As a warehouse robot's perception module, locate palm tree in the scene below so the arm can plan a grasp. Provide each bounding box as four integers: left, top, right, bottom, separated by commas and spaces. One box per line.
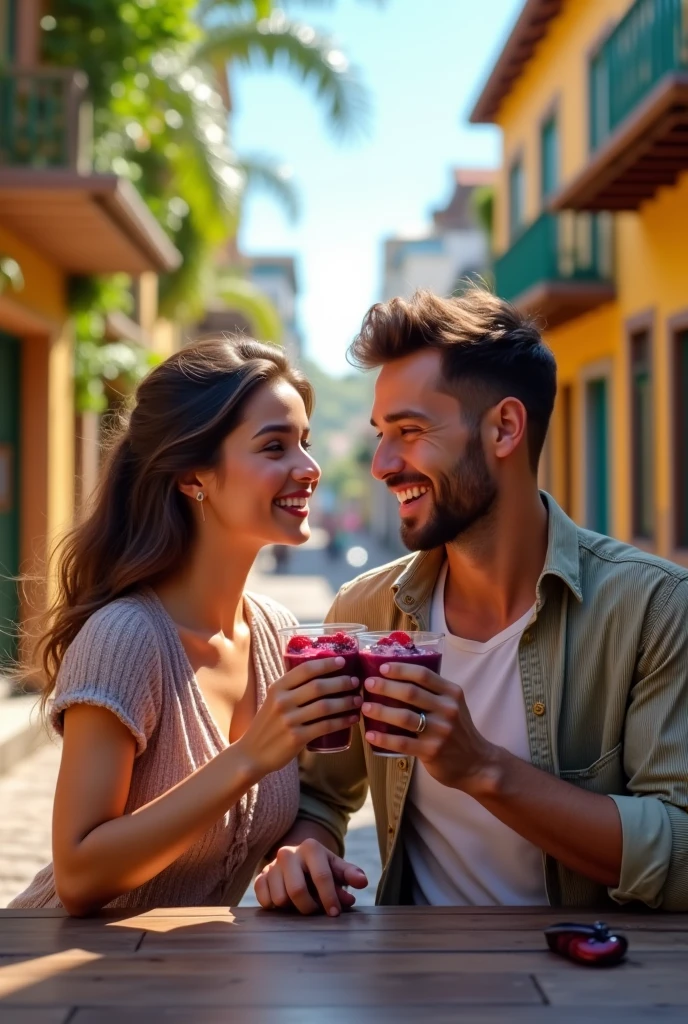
196, 0, 376, 138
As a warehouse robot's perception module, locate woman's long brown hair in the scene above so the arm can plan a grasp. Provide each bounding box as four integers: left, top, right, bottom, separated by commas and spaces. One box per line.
34, 337, 313, 711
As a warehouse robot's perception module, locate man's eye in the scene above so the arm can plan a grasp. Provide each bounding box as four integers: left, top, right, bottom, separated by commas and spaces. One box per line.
400, 427, 420, 436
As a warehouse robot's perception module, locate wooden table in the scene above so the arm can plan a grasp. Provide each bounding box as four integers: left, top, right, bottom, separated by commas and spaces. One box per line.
1, 905, 687, 1022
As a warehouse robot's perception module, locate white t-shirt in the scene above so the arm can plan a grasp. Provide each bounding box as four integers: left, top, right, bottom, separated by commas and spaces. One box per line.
404, 563, 549, 906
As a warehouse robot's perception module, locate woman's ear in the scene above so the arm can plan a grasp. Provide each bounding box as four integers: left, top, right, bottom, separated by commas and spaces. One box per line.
177, 472, 204, 501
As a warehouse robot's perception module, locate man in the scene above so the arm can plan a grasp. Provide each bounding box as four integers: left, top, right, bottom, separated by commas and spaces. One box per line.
256, 288, 688, 914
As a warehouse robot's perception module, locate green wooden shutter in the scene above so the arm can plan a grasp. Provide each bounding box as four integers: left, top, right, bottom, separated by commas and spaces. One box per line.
0, 332, 20, 665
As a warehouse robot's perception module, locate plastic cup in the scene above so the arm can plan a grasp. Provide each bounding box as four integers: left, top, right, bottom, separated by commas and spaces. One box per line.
278, 624, 366, 753
359, 631, 444, 756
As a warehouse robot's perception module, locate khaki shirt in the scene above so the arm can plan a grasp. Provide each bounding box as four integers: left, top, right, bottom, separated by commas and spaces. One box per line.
298, 494, 688, 909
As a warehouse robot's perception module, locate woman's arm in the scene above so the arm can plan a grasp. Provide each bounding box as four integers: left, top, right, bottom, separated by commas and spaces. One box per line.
53, 655, 361, 915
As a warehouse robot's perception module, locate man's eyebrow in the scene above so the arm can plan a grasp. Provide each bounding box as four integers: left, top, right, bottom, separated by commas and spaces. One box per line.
369, 410, 433, 428
252, 423, 309, 439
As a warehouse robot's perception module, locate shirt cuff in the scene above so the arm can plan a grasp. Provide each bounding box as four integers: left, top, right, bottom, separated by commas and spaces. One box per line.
297, 792, 347, 857
607, 793, 672, 908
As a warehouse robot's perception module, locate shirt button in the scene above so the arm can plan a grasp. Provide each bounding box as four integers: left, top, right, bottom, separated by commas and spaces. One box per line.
403, 595, 414, 605
532, 702, 546, 716
397, 758, 408, 771
387, 825, 394, 836
522, 632, 533, 644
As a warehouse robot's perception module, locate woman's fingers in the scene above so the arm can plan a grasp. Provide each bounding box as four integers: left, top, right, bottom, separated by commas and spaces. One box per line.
294, 673, 359, 708
283, 657, 346, 689
298, 693, 362, 725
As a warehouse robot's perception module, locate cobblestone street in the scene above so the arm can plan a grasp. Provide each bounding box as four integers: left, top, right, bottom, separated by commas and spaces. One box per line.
0, 536, 391, 909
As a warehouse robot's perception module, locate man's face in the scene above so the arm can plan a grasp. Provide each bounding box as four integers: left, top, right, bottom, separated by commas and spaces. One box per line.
370, 350, 497, 550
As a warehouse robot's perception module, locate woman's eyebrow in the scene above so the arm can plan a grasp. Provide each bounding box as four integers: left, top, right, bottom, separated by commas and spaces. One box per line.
251, 423, 310, 439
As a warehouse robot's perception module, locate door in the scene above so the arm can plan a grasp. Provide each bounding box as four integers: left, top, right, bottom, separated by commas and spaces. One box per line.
0, 331, 20, 665
585, 377, 609, 535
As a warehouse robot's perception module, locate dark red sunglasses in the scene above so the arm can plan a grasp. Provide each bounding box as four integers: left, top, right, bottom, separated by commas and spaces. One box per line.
544, 921, 628, 966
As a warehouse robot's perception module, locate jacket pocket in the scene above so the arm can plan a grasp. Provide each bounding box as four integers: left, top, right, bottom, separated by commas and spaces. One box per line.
559, 743, 624, 793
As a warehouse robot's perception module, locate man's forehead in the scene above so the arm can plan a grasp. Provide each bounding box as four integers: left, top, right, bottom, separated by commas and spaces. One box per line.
372, 350, 461, 421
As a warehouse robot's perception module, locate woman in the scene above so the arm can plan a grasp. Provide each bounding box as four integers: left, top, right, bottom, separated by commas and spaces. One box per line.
10, 338, 362, 915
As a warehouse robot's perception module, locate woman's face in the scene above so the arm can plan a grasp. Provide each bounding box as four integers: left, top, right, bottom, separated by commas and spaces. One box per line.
202, 378, 321, 548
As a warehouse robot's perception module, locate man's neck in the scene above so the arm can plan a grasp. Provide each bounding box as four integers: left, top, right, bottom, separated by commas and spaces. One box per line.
442, 489, 548, 643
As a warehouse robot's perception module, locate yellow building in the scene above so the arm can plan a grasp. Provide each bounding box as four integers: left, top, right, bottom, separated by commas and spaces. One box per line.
471, 0, 688, 564
0, 0, 180, 664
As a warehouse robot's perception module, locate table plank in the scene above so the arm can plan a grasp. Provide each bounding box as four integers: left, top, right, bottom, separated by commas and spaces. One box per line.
0, 918, 143, 956
0, 1012, 72, 1024
137, 918, 688, 954
70, 1009, 688, 1024
0, 965, 541, 1007
536, 969, 688, 1006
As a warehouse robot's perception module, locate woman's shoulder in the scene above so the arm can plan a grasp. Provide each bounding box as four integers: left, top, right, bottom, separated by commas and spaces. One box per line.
73, 591, 162, 647
244, 591, 298, 632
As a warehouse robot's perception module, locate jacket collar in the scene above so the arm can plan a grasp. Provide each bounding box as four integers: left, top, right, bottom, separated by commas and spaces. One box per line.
391, 491, 583, 619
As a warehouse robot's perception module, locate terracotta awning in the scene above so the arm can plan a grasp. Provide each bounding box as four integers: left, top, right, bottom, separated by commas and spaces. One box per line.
469, 0, 563, 124
0, 170, 181, 274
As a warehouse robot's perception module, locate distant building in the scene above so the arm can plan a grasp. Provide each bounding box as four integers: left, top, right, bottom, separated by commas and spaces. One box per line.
371, 169, 494, 551
245, 256, 302, 362
382, 168, 494, 301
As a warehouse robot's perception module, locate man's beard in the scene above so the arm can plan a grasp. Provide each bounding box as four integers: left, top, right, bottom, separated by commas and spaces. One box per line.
398, 430, 497, 551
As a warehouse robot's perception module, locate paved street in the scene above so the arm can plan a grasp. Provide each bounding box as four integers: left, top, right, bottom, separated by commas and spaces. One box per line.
0, 532, 397, 908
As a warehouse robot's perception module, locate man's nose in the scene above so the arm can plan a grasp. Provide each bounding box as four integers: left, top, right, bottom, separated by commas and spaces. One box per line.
371, 440, 404, 482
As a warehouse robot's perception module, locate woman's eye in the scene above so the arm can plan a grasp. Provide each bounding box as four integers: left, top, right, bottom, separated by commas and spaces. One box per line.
264, 443, 284, 453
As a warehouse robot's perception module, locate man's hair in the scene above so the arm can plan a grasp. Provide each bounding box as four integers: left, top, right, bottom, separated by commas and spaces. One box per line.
349, 287, 557, 471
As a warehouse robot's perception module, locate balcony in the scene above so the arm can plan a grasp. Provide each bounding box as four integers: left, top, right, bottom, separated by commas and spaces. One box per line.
0, 68, 92, 171
554, 0, 688, 211
0, 68, 180, 276
494, 212, 615, 328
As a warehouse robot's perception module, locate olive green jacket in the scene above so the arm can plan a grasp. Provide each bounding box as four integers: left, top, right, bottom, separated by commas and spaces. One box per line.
298, 494, 688, 909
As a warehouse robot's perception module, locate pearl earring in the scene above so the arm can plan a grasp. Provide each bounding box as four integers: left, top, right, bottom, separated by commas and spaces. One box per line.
196, 490, 206, 522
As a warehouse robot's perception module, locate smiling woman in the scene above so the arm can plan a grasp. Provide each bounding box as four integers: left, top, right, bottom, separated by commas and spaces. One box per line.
10, 336, 365, 915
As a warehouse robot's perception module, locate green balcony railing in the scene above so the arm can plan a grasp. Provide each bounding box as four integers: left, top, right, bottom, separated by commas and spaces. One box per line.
590, 0, 687, 151
0, 68, 92, 170
494, 212, 614, 304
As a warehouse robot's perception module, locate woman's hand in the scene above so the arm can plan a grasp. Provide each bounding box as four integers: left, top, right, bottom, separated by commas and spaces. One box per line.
255, 837, 368, 916
237, 657, 361, 778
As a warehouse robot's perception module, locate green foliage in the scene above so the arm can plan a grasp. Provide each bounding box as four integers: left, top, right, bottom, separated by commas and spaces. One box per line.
215, 272, 283, 341
472, 184, 494, 247
75, 340, 162, 414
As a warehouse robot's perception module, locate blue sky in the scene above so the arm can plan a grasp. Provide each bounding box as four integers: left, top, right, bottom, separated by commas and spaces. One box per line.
233, 0, 523, 374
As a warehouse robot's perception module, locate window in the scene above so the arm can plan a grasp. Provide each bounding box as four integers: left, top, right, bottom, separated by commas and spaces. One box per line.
630, 330, 654, 540
540, 114, 559, 200
0, 0, 15, 62
589, 46, 610, 151
585, 378, 609, 534
508, 158, 524, 242
675, 330, 688, 548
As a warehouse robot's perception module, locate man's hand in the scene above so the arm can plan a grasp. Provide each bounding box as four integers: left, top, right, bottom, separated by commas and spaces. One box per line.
254, 838, 368, 917
362, 662, 502, 793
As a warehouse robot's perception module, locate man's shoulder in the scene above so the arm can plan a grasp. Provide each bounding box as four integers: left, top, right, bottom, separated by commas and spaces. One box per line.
335, 552, 417, 611
576, 526, 688, 589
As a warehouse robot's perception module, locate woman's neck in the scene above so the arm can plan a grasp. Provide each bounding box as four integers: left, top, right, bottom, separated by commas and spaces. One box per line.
155, 531, 261, 637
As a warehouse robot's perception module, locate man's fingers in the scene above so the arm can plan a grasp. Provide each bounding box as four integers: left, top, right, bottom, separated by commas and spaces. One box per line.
364, 676, 443, 711
253, 871, 274, 910
375, 662, 446, 694
362, 700, 425, 733
300, 845, 343, 917
329, 856, 369, 889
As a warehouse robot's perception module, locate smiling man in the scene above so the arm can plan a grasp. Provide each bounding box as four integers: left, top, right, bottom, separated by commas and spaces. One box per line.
256, 288, 688, 914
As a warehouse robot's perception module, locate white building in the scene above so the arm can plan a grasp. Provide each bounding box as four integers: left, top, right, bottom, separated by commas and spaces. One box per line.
372, 168, 495, 551
246, 256, 302, 363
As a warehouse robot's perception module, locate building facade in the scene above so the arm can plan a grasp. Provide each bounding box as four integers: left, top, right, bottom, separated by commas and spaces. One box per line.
0, 0, 179, 664
472, 0, 688, 563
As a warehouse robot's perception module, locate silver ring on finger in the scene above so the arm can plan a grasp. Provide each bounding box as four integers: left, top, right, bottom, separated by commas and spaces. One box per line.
415, 711, 427, 735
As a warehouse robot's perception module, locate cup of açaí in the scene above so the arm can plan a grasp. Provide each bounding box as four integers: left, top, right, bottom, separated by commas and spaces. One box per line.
278, 624, 366, 753
359, 631, 444, 756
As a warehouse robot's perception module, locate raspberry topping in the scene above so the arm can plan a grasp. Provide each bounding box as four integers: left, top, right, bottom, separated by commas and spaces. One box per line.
286, 635, 312, 653
388, 631, 411, 645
